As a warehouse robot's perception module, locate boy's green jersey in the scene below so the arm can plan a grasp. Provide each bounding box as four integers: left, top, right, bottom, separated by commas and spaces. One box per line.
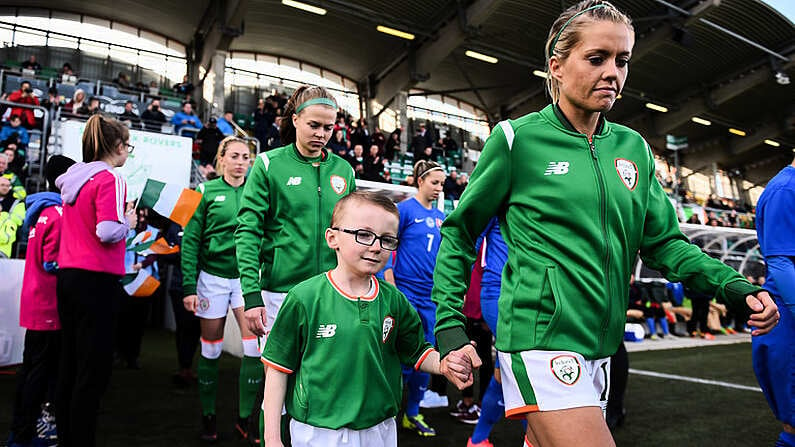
235, 145, 356, 308
433, 104, 761, 360
263, 272, 433, 430
181, 177, 245, 295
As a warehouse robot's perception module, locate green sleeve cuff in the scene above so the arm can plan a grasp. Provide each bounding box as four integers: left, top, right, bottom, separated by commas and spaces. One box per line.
244, 291, 264, 311
723, 279, 764, 307
183, 284, 196, 296
435, 326, 470, 359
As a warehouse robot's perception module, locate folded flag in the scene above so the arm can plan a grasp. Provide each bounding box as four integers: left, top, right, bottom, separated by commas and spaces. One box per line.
121, 270, 161, 297
139, 179, 201, 227
130, 237, 180, 256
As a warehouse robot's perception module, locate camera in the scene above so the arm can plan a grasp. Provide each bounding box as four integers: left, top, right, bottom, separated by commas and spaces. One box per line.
23, 87, 33, 94
151, 105, 159, 111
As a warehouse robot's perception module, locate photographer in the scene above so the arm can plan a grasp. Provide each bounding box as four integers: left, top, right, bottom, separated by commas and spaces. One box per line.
7, 81, 40, 129
141, 99, 167, 132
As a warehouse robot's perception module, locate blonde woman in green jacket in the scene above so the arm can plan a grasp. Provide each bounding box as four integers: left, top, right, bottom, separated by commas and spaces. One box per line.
181, 136, 256, 442
432, 2, 780, 446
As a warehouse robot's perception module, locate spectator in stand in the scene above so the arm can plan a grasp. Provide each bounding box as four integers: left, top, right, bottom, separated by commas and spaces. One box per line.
171, 102, 202, 138
415, 146, 434, 162
385, 129, 400, 161
114, 72, 131, 89
2, 146, 23, 180
265, 116, 281, 150
252, 99, 272, 149
7, 155, 74, 447
21, 55, 42, 72
216, 111, 235, 136
173, 75, 195, 96
457, 173, 469, 192
63, 89, 85, 114
383, 170, 393, 184
195, 117, 225, 170
363, 144, 387, 182
0, 176, 15, 213
328, 129, 348, 159
418, 122, 434, 149
442, 134, 459, 157
59, 63, 75, 78
76, 97, 101, 116
333, 115, 349, 141
117, 101, 140, 128
443, 170, 461, 200
349, 144, 365, 178
141, 99, 167, 132
350, 118, 371, 149
0, 153, 26, 200
372, 126, 386, 152
0, 174, 25, 257
7, 81, 40, 129
40, 87, 60, 112
0, 115, 30, 149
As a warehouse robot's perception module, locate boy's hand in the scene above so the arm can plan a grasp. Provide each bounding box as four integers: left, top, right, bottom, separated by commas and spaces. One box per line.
441, 343, 482, 390
746, 291, 779, 335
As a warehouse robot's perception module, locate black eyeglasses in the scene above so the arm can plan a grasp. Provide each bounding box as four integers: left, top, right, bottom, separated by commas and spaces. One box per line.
331, 227, 399, 251
125, 143, 135, 154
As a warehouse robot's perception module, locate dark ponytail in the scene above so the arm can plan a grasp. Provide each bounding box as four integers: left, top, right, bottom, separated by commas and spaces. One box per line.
279, 85, 338, 145
82, 114, 129, 162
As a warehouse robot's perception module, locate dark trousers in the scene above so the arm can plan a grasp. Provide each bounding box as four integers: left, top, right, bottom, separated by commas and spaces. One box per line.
56, 268, 121, 447
461, 317, 494, 400
116, 289, 155, 366
11, 330, 60, 442
168, 288, 200, 369
607, 342, 628, 416
687, 297, 711, 333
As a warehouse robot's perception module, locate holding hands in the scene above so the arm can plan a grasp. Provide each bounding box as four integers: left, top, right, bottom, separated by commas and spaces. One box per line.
441, 342, 482, 390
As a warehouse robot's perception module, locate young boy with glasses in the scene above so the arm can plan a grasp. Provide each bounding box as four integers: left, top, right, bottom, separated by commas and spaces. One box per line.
261, 191, 472, 447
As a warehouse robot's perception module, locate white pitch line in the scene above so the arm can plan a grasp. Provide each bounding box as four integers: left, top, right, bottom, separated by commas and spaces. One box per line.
629, 368, 762, 392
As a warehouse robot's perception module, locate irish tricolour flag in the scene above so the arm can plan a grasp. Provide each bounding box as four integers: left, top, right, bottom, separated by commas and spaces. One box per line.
121, 270, 161, 297
139, 179, 201, 227
130, 237, 180, 256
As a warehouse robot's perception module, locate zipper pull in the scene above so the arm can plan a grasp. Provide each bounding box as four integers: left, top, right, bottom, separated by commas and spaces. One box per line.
589, 139, 597, 159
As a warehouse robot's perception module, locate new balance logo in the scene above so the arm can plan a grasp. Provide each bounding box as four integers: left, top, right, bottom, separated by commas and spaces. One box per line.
544, 161, 570, 176
286, 176, 302, 186
316, 324, 337, 338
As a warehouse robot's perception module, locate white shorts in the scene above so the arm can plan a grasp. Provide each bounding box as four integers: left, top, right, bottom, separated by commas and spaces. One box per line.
262, 290, 288, 339
498, 350, 610, 419
289, 418, 396, 447
195, 271, 244, 319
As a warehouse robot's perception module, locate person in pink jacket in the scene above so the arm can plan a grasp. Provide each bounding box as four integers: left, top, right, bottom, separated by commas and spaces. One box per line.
8, 155, 74, 447
53, 115, 136, 447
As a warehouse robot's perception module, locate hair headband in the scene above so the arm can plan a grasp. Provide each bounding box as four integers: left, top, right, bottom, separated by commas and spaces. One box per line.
295, 97, 338, 114
419, 165, 444, 178
549, 4, 607, 58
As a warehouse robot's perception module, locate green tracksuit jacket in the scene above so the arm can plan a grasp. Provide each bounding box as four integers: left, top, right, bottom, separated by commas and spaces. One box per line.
433, 104, 760, 360
235, 144, 356, 309
181, 177, 245, 296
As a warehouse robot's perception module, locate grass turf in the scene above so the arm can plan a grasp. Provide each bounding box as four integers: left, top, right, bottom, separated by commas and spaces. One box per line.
0, 330, 780, 446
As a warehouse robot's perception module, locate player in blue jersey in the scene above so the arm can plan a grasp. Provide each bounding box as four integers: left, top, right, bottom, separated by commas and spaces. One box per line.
753, 157, 794, 447
393, 160, 447, 437
468, 217, 509, 447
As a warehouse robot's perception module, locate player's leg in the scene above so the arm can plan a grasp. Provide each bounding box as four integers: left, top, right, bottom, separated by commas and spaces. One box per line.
232, 293, 264, 442
195, 271, 232, 441
524, 406, 614, 447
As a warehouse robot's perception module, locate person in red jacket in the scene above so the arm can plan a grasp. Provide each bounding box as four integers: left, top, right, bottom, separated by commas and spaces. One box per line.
6, 81, 40, 129
8, 155, 75, 447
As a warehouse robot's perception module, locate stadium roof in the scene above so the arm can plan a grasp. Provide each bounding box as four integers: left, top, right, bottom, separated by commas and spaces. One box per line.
7, 0, 795, 185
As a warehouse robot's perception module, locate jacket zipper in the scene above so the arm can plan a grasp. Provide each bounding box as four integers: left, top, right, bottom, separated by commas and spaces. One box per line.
588, 137, 611, 353
315, 164, 322, 275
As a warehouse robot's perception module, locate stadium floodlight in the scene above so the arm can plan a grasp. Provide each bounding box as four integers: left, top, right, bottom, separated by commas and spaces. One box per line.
532, 70, 548, 79
775, 71, 790, 85
281, 0, 327, 15
764, 139, 780, 147
729, 128, 746, 137
465, 50, 498, 64
645, 102, 668, 113
691, 116, 711, 126
376, 25, 415, 41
